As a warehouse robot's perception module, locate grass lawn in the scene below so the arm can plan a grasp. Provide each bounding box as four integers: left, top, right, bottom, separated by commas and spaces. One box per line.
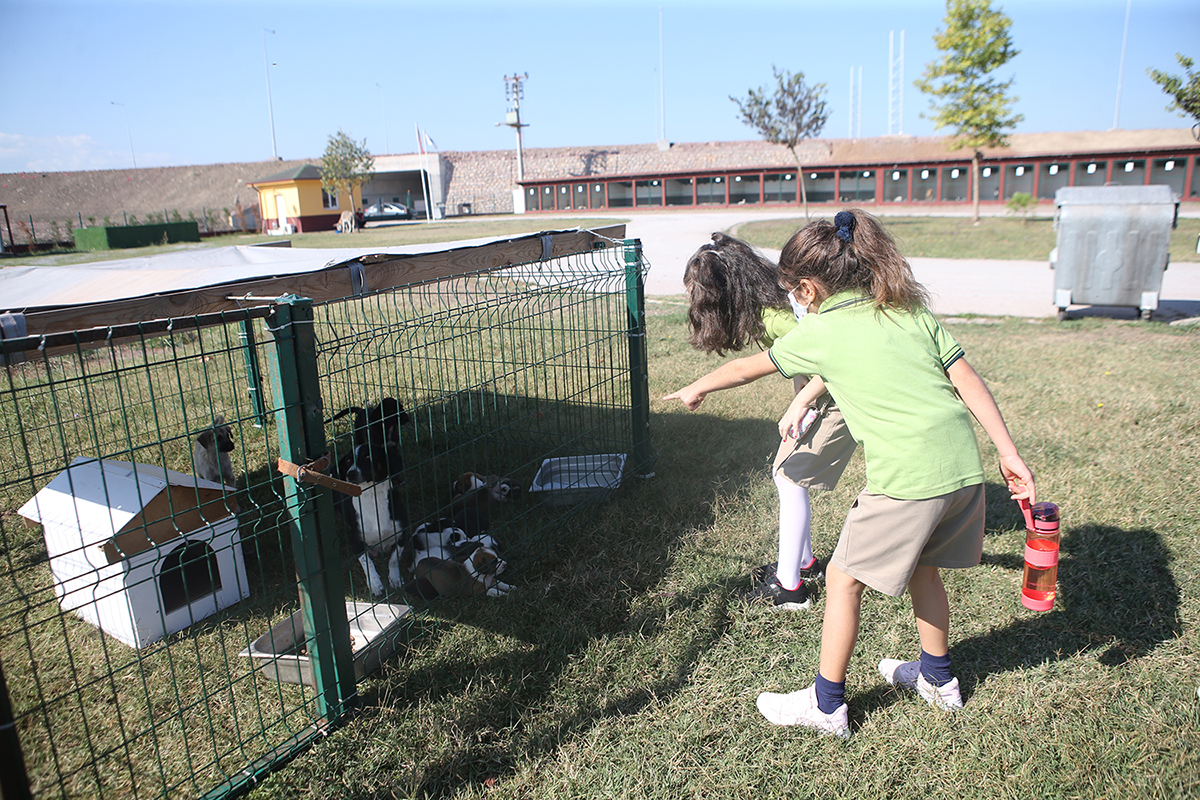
0, 216, 627, 267
7, 213, 1198, 268
736, 215, 1200, 263
247, 309, 1200, 799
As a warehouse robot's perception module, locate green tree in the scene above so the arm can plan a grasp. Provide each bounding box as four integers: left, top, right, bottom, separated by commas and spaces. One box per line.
320, 130, 375, 230
731, 66, 829, 219
915, 0, 1023, 222
1147, 53, 1200, 139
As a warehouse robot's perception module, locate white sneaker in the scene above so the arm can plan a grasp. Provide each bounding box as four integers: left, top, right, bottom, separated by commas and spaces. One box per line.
878, 658, 963, 711
756, 683, 850, 737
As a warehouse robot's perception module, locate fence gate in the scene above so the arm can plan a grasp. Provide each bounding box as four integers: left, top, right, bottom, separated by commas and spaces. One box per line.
0, 232, 652, 799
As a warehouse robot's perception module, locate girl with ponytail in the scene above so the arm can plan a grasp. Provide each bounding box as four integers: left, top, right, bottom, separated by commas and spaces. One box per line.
666, 209, 1035, 737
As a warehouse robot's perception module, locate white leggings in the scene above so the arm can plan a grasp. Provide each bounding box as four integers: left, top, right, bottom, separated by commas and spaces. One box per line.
773, 471, 813, 590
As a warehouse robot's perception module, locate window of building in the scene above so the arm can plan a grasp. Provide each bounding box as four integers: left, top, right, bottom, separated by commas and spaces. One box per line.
764, 173, 796, 203
912, 168, 937, 202
635, 179, 663, 207
806, 171, 836, 203
1111, 159, 1145, 186
978, 165, 1001, 200
1075, 161, 1107, 187
526, 187, 540, 211
696, 176, 725, 205
1192, 157, 1200, 198
590, 183, 606, 208
609, 181, 634, 208
887, 169, 908, 202
941, 166, 969, 201
1149, 159, 1186, 196
839, 170, 875, 202
1004, 164, 1034, 199
665, 177, 694, 206
729, 174, 761, 204
551, 185, 568, 211
322, 189, 339, 209
1038, 163, 1069, 199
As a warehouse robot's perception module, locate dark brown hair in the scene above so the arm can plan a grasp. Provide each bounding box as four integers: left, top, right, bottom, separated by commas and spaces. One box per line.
683, 232, 789, 355
778, 209, 929, 312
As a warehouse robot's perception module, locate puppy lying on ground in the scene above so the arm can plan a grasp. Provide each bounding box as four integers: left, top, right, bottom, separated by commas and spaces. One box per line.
193, 415, 236, 486
406, 512, 512, 600
450, 472, 521, 513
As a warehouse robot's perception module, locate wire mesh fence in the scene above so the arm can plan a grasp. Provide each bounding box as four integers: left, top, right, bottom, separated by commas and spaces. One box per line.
0, 232, 652, 799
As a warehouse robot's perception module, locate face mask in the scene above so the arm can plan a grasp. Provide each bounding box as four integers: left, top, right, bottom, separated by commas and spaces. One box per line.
788, 290, 808, 320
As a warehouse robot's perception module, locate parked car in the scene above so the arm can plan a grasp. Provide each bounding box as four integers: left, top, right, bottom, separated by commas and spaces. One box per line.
360, 202, 411, 223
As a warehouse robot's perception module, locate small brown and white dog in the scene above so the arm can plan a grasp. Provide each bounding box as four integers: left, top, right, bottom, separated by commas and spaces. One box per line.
193, 415, 235, 486
450, 472, 521, 513
407, 516, 511, 599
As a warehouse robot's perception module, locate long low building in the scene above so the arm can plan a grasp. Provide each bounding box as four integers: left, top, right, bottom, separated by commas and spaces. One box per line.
484, 129, 1200, 214
2, 129, 1197, 245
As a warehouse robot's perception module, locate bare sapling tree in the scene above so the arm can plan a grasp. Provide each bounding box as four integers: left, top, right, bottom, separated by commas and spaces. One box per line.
731, 67, 829, 219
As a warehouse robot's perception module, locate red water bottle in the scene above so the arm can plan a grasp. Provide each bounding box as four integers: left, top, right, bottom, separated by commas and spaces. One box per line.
1019, 498, 1060, 611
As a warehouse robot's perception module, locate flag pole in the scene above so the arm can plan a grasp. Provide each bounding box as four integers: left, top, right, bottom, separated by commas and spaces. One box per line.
416, 123, 433, 222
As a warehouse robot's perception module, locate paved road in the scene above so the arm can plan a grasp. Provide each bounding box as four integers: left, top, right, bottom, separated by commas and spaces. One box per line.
609, 209, 1200, 322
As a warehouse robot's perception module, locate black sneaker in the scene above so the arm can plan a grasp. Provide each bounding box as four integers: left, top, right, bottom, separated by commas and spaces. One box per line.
744, 574, 817, 611
750, 558, 824, 586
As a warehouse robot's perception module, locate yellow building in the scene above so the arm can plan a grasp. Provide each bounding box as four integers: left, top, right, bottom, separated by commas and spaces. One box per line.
249, 164, 360, 234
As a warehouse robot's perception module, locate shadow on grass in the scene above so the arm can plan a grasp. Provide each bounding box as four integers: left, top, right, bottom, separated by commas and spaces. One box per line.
338, 411, 780, 797
963, 522, 1178, 697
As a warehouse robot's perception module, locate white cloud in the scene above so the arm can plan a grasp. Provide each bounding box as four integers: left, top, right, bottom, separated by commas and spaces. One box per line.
0, 133, 135, 173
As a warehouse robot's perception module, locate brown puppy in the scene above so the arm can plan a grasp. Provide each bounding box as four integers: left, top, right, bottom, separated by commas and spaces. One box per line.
193, 415, 235, 486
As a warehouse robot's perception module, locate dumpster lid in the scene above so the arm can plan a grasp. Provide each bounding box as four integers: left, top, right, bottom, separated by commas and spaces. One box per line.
1055, 185, 1178, 206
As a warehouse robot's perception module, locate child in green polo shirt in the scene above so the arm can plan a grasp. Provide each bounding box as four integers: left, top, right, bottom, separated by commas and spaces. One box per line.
665, 210, 1035, 737
681, 232, 856, 610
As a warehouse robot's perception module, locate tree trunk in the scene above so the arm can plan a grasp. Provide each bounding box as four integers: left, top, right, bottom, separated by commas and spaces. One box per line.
792, 150, 809, 220
971, 151, 981, 224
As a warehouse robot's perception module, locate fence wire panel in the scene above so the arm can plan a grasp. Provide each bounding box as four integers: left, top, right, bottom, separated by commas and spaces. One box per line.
0, 312, 336, 799
316, 242, 648, 610
0, 234, 652, 799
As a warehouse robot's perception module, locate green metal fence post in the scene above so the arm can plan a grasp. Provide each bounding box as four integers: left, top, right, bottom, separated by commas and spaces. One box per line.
0, 657, 33, 800
265, 295, 358, 721
239, 319, 267, 427
624, 239, 656, 478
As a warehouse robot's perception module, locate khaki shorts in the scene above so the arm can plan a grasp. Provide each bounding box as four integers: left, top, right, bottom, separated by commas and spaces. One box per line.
830, 483, 986, 597
772, 402, 857, 491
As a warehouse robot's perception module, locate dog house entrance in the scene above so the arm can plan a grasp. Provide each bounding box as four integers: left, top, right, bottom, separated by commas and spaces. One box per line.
160, 542, 222, 614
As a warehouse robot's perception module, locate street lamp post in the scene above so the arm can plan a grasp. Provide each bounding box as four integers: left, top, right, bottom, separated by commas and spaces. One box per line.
263, 28, 279, 160
110, 101, 136, 169
500, 73, 529, 182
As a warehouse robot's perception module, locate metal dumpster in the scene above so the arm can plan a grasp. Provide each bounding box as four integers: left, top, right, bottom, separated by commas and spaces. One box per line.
1050, 185, 1178, 320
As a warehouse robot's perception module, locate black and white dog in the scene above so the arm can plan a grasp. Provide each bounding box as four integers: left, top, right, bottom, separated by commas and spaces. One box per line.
193, 414, 236, 486
450, 472, 522, 514
333, 398, 411, 597
406, 508, 512, 599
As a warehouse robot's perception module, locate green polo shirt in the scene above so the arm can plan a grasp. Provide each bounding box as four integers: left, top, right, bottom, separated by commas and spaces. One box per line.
768, 290, 983, 500
759, 306, 797, 348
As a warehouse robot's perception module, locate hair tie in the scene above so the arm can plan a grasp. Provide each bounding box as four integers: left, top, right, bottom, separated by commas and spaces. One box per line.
834, 211, 855, 243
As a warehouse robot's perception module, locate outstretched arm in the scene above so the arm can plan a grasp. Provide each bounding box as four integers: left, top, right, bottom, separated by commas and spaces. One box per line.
947, 358, 1036, 503
663, 350, 778, 411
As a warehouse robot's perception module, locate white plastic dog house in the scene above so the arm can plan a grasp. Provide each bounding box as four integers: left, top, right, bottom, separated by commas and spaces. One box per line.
18, 458, 248, 649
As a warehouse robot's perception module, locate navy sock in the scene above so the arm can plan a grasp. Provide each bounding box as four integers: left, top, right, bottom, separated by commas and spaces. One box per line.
814, 672, 845, 714
919, 650, 953, 687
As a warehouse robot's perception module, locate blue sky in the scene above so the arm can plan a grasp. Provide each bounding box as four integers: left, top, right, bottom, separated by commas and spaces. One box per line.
1, 0, 1197, 173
